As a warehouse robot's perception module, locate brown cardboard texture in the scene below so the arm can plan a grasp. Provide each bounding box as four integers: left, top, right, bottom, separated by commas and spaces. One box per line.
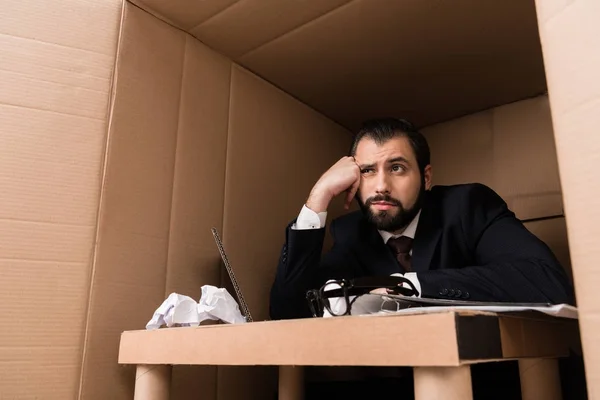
0, 0, 122, 399
129, 0, 548, 130
0, 0, 591, 399
535, 0, 600, 397
118, 311, 572, 366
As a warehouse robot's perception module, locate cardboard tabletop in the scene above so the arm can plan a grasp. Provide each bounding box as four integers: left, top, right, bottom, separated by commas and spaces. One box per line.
118, 310, 575, 367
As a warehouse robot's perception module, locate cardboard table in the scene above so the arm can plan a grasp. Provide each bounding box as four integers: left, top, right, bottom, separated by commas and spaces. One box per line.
118, 310, 575, 400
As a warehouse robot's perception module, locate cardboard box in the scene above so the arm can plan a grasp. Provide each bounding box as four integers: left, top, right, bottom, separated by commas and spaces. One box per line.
0, 0, 593, 399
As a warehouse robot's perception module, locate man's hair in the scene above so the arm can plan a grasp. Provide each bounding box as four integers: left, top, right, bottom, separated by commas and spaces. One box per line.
349, 117, 431, 174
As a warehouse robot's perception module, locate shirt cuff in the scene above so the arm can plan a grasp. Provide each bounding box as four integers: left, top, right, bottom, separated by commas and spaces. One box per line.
391, 272, 421, 298
291, 204, 327, 230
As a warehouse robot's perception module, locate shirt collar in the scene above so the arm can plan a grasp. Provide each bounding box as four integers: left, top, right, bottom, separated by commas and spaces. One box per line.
378, 209, 421, 244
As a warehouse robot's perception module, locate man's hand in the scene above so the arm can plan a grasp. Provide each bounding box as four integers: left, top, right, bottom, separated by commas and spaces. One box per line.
306, 156, 361, 212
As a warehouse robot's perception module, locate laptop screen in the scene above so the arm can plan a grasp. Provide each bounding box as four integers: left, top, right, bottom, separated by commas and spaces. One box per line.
211, 227, 253, 322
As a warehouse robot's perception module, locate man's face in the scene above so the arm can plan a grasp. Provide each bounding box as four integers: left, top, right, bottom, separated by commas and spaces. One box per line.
354, 136, 432, 233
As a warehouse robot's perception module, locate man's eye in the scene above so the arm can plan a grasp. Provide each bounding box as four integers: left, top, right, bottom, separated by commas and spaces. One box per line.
361, 168, 374, 174
391, 164, 404, 172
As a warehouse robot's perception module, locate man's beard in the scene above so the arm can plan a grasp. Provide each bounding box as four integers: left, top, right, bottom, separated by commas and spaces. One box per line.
358, 182, 425, 233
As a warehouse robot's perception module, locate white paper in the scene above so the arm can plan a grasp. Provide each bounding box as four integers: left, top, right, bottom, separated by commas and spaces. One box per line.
322, 291, 578, 320
197, 285, 246, 324
375, 302, 578, 319
146, 293, 200, 330
146, 285, 247, 330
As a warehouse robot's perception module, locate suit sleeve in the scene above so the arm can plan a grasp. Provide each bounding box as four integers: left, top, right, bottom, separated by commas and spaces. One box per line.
416, 184, 575, 305
269, 218, 356, 320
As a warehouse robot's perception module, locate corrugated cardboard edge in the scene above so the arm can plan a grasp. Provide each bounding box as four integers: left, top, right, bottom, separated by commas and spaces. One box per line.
118, 312, 462, 367
77, 1, 127, 398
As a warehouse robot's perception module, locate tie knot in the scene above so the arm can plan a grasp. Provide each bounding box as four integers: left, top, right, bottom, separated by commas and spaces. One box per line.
387, 236, 413, 254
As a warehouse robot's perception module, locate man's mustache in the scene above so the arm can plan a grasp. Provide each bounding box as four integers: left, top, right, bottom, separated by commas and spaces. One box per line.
365, 195, 402, 207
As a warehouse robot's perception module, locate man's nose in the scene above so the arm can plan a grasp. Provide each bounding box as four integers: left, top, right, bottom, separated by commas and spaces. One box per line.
375, 172, 390, 193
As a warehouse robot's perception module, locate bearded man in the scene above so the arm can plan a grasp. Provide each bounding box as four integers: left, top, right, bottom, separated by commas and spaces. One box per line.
269, 117, 574, 320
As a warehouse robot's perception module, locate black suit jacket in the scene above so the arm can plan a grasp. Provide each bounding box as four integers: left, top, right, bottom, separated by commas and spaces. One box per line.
269, 183, 575, 320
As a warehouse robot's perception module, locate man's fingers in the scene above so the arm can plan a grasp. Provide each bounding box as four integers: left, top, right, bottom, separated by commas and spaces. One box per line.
345, 176, 360, 209
344, 190, 353, 209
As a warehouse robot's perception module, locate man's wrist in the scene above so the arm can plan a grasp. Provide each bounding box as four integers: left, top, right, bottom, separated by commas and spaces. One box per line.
306, 189, 332, 213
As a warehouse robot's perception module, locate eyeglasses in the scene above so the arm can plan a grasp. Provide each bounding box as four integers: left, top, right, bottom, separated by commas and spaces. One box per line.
306, 275, 420, 317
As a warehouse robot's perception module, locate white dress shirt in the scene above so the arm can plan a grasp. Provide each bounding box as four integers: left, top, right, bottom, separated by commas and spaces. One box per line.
292, 204, 422, 310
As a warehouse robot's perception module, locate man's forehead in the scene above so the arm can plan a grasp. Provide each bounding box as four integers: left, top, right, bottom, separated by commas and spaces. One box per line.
355, 136, 416, 163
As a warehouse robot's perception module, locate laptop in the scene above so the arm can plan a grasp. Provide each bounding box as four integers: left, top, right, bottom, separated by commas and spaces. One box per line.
211, 227, 254, 322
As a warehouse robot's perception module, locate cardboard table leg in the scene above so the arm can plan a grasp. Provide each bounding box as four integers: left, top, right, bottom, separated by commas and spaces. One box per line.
279, 365, 304, 400
414, 366, 473, 400
134, 365, 172, 400
519, 358, 562, 400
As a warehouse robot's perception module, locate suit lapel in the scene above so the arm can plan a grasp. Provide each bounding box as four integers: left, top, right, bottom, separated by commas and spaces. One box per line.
412, 191, 441, 272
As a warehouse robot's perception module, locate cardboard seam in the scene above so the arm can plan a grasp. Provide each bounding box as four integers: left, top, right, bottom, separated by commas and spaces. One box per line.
239, 0, 358, 59
126, 0, 193, 37
553, 92, 600, 119
215, 60, 236, 400
128, 0, 179, 27
76, 1, 127, 399
0, 31, 117, 58
0, 102, 106, 122
0, 65, 111, 86
163, 34, 189, 297
538, 1, 577, 26
220, 65, 235, 290
420, 91, 550, 130
0, 257, 89, 264
189, 1, 242, 33
0, 216, 94, 227
0, 258, 85, 264
0, 69, 111, 95
231, 63, 352, 134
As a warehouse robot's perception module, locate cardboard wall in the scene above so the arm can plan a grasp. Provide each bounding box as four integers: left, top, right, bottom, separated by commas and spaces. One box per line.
0, 0, 122, 398
218, 64, 351, 400
422, 95, 572, 281
78, 4, 352, 400
0, 1, 584, 399
131, 1, 548, 132
535, 1, 600, 397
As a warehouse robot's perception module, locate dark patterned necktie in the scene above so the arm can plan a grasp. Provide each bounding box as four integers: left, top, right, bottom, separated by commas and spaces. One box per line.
387, 236, 413, 272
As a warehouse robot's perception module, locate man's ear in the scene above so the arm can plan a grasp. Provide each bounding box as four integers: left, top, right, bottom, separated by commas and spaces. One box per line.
423, 165, 433, 190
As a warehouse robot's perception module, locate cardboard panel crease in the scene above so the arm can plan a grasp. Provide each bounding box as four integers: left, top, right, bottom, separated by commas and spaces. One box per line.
535, 0, 600, 397
0, 0, 121, 55
165, 35, 231, 309
0, 0, 122, 398
223, 65, 351, 322
79, 4, 185, 399
165, 35, 233, 400
219, 63, 352, 400
237, 0, 546, 130
132, 0, 238, 30
190, 0, 353, 58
